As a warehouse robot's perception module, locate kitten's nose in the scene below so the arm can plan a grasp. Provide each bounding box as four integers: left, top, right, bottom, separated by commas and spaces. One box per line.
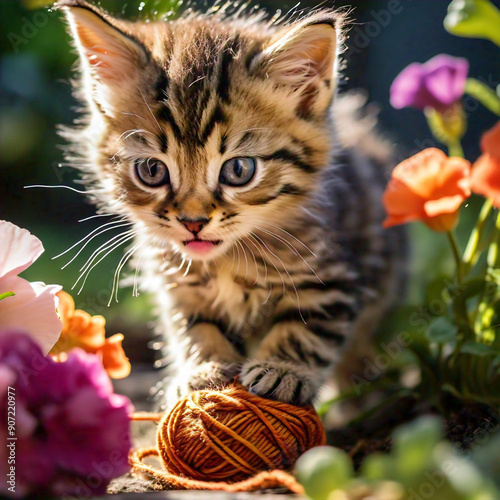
178, 216, 209, 235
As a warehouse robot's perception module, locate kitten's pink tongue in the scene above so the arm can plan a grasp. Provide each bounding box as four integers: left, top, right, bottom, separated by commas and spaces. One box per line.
185, 240, 217, 253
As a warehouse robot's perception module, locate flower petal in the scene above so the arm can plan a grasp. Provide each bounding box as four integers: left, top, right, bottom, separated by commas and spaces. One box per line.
471, 154, 500, 207
424, 55, 469, 109
481, 121, 500, 158
392, 148, 447, 198
66, 311, 106, 349
390, 55, 468, 112
423, 211, 459, 232
383, 178, 426, 218
390, 62, 427, 109
423, 194, 466, 217
99, 334, 131, 379
56, 290, 75, 332
382, 148, 470, 231
0, 365, 15, 399
0, 334, 133, 496
0, 221, 44, 279
0, 276, 62, 354
433, 156, 471, 200
383, 212, 423, 228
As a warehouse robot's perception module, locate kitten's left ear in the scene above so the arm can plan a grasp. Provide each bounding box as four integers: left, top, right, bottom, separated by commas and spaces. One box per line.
252, 12, 341, 117
56, 0, 149, 85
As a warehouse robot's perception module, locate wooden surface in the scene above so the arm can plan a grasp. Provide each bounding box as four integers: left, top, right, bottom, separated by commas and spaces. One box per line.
98, 493, 301, 499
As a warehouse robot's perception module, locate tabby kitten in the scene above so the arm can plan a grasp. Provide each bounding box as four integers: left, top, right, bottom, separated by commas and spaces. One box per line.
57, 0, 406, 408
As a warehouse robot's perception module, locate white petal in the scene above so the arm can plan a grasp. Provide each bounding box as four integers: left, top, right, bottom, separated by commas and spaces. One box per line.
0, 220, 44, 279
0, 275, 62, 355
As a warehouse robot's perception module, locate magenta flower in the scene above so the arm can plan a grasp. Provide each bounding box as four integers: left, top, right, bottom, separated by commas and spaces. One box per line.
390, 54, 469, 112
0, 332, 133, 497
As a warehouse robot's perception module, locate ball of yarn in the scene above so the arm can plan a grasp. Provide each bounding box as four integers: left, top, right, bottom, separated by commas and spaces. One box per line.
156, 384, 326, 483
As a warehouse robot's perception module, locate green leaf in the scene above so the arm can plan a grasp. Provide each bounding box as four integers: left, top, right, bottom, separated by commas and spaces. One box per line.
295, 446, 353, 500
444, 0, 500, 46
0, 292, 15, 302
491, 354, 500, 369
433, 442, 494, 496
361, 453, 395, 481
426, 317, 458, 344
426, 274, 452, 304
460, 341, 497, 356
20, 0, 53, 9
488, 269, 500, 285
392, 416, 443, 480
442, 383, 466, 399
461, 278, 487, 299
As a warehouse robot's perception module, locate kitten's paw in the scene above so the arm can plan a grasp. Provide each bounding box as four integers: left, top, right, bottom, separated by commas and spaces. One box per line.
187, 361, 240, 391
165, 361, 240, 407
240, 360, 319, 405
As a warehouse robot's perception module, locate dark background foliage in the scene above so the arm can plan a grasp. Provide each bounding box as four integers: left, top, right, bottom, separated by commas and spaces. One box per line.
1, 0, 499, 365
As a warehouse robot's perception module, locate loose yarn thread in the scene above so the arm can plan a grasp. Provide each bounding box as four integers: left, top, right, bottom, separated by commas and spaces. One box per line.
130, 384, 326, 492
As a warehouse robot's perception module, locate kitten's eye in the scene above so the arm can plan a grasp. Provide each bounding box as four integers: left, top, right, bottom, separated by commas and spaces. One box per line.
219, 157, 256, 186
135, 159, 170, 187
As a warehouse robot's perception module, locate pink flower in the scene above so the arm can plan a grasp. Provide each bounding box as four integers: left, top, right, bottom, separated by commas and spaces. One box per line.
390, 54, 469, 113
0, 332, 133, 497
0, 221, 62, 354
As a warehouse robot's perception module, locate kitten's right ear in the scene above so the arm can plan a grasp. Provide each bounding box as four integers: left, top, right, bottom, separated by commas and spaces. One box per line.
55, 0, 149, 85
250, 12, 341, 118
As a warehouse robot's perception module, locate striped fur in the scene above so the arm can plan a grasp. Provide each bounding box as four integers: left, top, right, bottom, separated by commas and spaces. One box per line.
58, 0, 407, 407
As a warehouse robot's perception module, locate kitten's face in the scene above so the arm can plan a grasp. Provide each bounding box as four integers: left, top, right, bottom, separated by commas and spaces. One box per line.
60, 1, 339, 261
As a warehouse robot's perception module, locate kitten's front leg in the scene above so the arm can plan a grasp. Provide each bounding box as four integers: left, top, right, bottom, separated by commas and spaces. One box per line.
165, 322, 242, 406
240, 296, 358, 405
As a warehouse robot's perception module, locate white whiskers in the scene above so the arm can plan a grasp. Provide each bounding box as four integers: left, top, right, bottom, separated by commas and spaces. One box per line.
72, 230, 136, 295
240, 238, 259, 285
250, 231, 305, 323
109, 239, 143, 306
60, 221, 132, 269
256, 225, 324, 285
235, 240, 249, 283
53, 218, 127, 260
24, 184, 104, 195
183, 258, 193, 277
78, 213, 114, 223
263, 221, 317, 257
53, 211, 140, 303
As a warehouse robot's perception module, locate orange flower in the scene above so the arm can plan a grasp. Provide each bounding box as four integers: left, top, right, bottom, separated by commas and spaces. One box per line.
480, 121, 500, 158
471, 121, 500, 207
383, 148, 471, 231
51, 290, 131, 379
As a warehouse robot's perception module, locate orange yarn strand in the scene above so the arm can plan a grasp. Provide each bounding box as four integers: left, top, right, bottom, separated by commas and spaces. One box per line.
129, 447, 305, 493
130, 384, 326, 492
131, 412, 163, 421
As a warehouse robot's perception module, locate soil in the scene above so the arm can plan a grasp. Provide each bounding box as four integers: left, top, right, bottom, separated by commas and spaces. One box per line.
326, 393, 500, 469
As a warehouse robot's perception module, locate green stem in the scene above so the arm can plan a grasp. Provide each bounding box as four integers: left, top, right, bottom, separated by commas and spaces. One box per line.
471, 210, 499, 331
465, 78, 500, 117
487, 210, 500, 268
448, 140, 464, 158
463, 198, 494, 270
448, 231, 473, 338
424, 106, 466, 153
448, 231, 464, 284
